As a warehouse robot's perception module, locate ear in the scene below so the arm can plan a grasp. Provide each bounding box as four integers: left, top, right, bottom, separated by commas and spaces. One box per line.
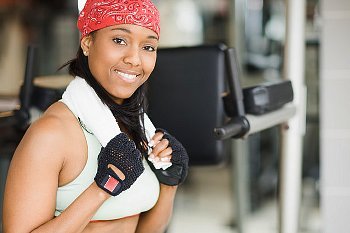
80, 35, 92, 56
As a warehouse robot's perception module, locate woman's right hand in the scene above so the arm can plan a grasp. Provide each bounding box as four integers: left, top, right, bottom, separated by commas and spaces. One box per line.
94, 133, 145, 196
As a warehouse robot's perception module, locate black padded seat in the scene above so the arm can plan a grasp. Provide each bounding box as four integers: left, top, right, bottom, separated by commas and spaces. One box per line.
147, 44, 230, 166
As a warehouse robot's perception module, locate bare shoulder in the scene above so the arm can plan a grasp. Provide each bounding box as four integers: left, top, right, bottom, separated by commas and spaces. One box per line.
13, 101, 82, 169
3, 102, 85, 232
32, 101, 79, 140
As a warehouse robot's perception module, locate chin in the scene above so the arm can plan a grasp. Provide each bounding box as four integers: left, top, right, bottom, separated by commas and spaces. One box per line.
107, 86, 140, 103
111, 92, 135, 103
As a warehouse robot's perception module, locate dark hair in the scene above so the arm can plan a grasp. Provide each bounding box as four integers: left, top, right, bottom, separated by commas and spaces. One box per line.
61, 47, 149, 154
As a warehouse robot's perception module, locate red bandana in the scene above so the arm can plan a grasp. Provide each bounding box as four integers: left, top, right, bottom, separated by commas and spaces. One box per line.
77, 0, 160, 38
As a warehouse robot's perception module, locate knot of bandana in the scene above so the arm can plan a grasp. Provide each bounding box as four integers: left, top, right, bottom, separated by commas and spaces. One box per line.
77, 0, 160, 38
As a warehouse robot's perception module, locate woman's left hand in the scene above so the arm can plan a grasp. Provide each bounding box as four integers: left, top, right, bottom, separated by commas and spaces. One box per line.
148, 131, 172, 164
147, 129, 189, 186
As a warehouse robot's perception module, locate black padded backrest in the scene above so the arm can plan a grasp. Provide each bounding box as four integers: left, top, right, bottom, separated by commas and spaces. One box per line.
147, 44, 230, 166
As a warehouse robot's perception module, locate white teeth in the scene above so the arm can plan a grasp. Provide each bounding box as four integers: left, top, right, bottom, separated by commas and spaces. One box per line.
116, 71, 137, 80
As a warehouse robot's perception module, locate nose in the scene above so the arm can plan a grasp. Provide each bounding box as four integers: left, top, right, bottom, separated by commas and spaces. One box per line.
123, 46, 141, 67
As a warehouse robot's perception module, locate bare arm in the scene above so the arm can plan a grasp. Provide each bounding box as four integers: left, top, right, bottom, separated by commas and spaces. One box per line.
3, 108, 110, 233
136, 184, 177, 233
30, 183, 110, 233
135, 131, 182, 233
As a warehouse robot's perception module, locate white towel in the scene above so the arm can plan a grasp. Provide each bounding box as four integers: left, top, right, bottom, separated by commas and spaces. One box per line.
78, 0, 86, 13
61, 76, 172, 170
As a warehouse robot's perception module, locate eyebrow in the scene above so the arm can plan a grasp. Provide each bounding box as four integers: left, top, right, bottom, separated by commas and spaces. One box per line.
111, 27, 159, 40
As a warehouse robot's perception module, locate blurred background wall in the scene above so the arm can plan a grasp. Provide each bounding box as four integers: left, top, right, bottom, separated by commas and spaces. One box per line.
320, 0, 350, 232
0, 0, 78, 96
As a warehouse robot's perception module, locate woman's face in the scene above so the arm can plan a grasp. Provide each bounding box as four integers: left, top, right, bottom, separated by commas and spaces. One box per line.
81, 24, 159, 104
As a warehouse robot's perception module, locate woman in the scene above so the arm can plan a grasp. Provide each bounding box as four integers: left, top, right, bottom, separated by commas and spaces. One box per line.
3, 0, 189, 232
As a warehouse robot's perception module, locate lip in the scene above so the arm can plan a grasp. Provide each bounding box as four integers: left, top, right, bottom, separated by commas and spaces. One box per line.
114, 69, 141, 83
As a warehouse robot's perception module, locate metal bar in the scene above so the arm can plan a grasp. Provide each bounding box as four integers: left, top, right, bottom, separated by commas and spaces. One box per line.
279, 0, 307, 232
214, 104, 296, 140
21, 45, 37, 111
232, 139, 250, 233
245, 104, 296, 136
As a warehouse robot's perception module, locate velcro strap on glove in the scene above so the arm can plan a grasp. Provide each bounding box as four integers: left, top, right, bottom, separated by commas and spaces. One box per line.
95, 133, 145, 196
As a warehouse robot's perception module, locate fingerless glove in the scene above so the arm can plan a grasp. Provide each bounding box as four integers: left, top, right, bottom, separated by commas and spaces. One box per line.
149, 129, 189, 186
95, 133, 144, 196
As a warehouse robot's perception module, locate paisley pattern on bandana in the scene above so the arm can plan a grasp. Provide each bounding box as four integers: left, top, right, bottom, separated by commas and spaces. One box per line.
78, 0, 160, 38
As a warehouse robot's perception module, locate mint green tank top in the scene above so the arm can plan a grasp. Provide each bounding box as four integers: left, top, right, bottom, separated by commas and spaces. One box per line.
55, 125, 160, 220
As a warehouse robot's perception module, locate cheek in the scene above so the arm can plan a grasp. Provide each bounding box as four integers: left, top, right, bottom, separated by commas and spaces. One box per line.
88, 48, 115, 78
143, 56, 157, 75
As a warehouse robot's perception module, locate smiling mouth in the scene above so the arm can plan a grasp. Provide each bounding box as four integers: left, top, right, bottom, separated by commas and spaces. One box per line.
116, 70, 138, 81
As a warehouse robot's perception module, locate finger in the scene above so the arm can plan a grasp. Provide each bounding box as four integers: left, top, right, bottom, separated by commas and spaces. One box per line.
148, 132, 164, 147
149, 154, 171, 163
158, 147, 172, 158
152, 131, 164, 141
151, 139, 169, 155
157, 156, 171, 162
157, 147, 172, 162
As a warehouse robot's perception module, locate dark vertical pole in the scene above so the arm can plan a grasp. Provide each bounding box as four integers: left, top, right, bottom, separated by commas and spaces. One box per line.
16, 44, 37, 129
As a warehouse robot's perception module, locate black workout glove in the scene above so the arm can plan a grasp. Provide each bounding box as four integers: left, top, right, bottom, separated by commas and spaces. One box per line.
148, 129, 189, 186
95, 133, 144, 196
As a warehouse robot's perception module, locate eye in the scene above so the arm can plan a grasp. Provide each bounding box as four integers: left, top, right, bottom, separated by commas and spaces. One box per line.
143, 45, 156, 52
113, 38, 126, 45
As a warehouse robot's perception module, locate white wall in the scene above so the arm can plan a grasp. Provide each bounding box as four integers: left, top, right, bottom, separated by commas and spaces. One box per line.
320, 1, 350, 232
